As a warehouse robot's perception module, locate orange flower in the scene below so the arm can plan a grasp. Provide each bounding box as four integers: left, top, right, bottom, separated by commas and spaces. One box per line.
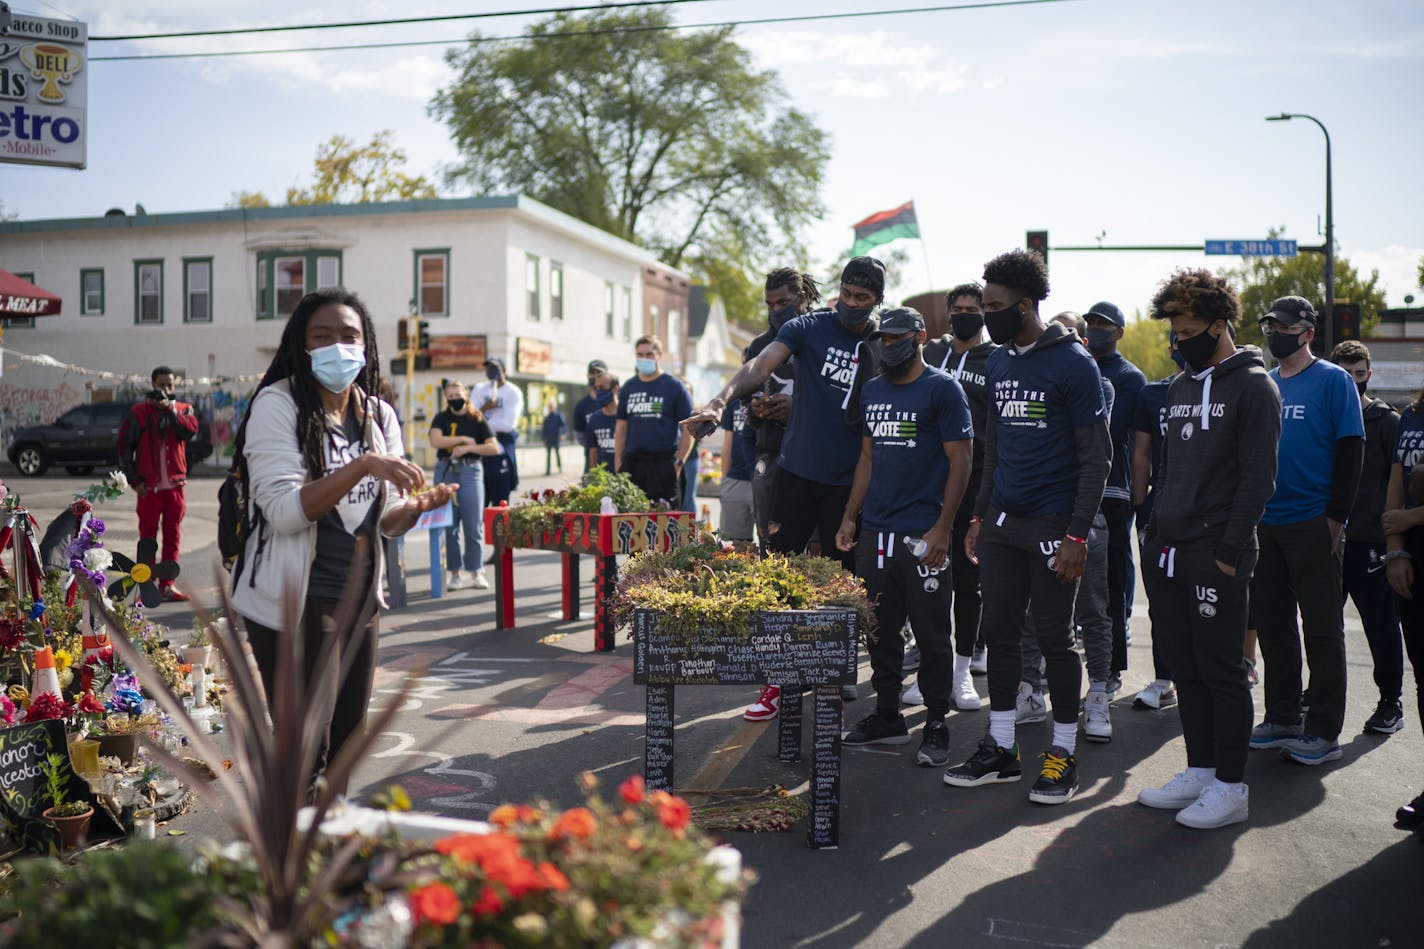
409, 882, 461, 926
655, 795, 692, 832
471, 886, 505, 919
517, 804, 541, 823
436, 832, 523, 875
536, 862, 570, 892
489, 804, 520, 828
498, 857, 545, 899
647, 789, 673, 809
618, 774, 645, 805
624, 835, 645, 852
548, 806, 597, 841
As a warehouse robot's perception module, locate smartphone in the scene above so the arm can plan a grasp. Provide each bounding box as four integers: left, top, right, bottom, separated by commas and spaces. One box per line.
147, 389, 167, 402
693, 419, 718, 439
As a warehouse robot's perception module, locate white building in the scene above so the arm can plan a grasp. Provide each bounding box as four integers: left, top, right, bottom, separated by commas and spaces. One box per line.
0, 196, 690, 465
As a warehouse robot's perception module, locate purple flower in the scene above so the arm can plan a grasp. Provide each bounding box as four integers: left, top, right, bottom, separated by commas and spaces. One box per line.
88, 518, 105, 535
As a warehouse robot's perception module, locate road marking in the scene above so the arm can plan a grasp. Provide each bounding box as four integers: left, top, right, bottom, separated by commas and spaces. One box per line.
985, 917, 1095, 947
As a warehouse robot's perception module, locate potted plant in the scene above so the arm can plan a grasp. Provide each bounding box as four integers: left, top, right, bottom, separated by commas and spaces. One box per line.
39, 751, 93, 849
183, 612, 217, 669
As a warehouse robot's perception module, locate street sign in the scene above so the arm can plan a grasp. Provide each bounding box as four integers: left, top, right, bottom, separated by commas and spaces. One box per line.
0, 12, 88, 169
1204, 240, 1298, 257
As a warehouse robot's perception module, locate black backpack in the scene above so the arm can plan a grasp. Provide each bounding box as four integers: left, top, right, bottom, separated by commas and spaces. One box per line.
217, 455, 262, 575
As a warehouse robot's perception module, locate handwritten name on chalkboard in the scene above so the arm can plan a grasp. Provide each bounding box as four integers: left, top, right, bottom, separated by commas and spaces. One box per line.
632, 609, 857, 687
644, 685, 675, 792
808, 685, 842, 850
778, 689, 803, 763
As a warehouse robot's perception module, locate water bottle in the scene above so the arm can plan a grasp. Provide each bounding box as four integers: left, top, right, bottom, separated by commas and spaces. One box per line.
600, 495, 616, 516
906, 537, 928, 559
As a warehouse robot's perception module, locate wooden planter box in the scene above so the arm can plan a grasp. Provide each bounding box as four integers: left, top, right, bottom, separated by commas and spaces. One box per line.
632, 606, 858, 850
483, 509, 699, 651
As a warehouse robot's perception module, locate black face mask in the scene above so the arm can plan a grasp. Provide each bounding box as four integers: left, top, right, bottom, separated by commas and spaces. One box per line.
880, 337, 918, 374
1266, 330, 1307, 361
486, 365, 502, 381
769, 302, 800, 332
1175, 328, 1220, 373
984, 301, 1026, 345
836, 300, 874, 330
1085, 326, 1116, 356
950, 312, 984, 341
446, 398, 467, 413
1356, 380, 1368, 398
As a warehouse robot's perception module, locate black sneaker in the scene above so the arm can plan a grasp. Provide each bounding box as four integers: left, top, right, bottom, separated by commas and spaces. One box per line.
840, 684, 859, 702
1397, 791, 1424, 828
1028, 746, 1079, 805
943, 738, 1022, 787
1364, 698, 1404, 735
916, 720, 951, 767
843, 712, 911, 746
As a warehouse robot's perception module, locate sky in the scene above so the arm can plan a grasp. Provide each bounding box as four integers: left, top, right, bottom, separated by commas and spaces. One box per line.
3, 0, 1422, 319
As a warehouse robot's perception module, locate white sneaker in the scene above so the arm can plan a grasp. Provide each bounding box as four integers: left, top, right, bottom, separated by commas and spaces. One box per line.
1175, 783, 1249, 829
1083, 688, 1112, 743
447, 571, 468, 591
1138, 770, 1209, 810
969, 646, 988, 675
901, 681, 924, 706
1134, 679, 1177, 710
744, 685, 781, 722
1015, 682, 1047, 724
953, 668, 982, 710
470, 570, 490, 590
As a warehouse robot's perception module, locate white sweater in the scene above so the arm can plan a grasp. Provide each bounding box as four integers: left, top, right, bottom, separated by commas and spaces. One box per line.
229, 380, 406, 629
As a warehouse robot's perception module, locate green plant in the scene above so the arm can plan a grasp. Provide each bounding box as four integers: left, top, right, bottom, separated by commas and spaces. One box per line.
39, 751, 74, 813
505, 466, 653, 542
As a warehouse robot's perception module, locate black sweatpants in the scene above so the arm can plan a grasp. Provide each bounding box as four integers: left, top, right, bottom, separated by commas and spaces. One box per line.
1342, 540, 1404, 701
858, 530, 953, 719
752, 451, 780, 555
623, 450, 680, 509
949, 473, 982, 658
979, 510, 1082, 725
1103, 497, 1135, 675
244, 595, 379, 796
1143, 541, 1255, 783
1252, 516, 1347, 741
766, 467, 855, 572
1394, 529, 1424, 733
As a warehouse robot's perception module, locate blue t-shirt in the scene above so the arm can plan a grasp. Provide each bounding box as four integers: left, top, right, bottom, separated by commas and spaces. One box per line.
584, 410, 618, 469
860, 368, 973, 534
1097, 352, 1146, 500
1263, 358, 1366, 525
987, 334, 1108, 518
720, 400, 756, 482
774, 310, 870, 486
616, 373, 692, 455
1395, 404, 1424, 510
1132, 376, 1173, 492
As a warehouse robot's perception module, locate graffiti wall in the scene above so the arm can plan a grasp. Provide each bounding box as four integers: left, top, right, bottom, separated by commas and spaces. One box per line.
0, 381, 85, 453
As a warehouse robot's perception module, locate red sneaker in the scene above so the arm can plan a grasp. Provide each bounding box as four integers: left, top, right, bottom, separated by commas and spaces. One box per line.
161, 586, 190, 603
743, 685, 781, 722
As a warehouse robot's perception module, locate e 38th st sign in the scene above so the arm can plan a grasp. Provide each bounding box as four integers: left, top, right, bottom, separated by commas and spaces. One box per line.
0, 4, 87, 169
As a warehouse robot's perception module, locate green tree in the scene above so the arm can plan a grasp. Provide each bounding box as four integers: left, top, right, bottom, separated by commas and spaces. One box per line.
1417, 255, 1423, 291
230, 130, 437, 207
1119, 316, 1175, 380
1222, 228, 1386, 347
430, 8, 829, 293
0, 198, 15, 222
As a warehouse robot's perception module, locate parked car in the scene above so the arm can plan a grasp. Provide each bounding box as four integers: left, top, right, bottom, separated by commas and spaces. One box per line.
7, 401, 213, 477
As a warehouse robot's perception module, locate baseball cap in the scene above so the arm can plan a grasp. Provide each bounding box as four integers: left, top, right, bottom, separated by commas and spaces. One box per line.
587, 359, 608, 374
1085, 301, 1126, 328
486, 355, 506, 370
1263, 295, 1317, 327
868, 306, 925, 339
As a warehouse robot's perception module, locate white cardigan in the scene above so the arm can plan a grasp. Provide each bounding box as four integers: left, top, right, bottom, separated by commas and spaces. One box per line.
229, 380, 406, 629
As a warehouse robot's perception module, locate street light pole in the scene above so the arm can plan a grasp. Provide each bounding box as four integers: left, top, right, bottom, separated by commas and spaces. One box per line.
1267, 112, 1333, 347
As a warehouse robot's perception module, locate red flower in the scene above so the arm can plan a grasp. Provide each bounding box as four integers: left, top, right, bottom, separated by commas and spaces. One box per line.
536, 862, 570, 892
542, 488, 556, 500
409, 882, 461, 926
498, 857, 545, 899
75, 691, 105, 716
548, 806, 597, 841
488, 804, 519, 828
655, 795, 692, 833
619, 774, 645, 805
471, 886, 505, 919
22, 692, 73, 723
0, 616, 25, 651
436, 832, 523, 874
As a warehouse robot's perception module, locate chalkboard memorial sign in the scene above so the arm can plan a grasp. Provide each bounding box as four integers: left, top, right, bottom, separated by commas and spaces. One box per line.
632, 607, 856, 849
0, 719, 103, 854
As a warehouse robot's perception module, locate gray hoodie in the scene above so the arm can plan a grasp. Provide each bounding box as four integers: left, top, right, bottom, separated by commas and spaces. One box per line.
1150, 345, 1281, 569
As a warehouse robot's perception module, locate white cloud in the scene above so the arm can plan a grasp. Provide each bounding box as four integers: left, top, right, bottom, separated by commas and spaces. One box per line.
1351, 244, 1424, 305
742, 28, 974, 99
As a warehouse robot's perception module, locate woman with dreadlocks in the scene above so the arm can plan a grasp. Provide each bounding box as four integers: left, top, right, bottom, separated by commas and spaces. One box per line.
229, 289, 455, 793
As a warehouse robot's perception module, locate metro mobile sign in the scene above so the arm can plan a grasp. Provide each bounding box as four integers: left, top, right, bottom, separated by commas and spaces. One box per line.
0, 7, 87, 169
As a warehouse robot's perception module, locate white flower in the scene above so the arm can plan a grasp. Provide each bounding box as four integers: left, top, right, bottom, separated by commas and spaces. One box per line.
108, 471, 129, 493
83, 548, 113, 572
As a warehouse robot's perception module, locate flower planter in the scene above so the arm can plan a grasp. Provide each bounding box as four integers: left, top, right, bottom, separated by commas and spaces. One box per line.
43, 805, 93, 850
94, 731, 139, 765
632, 606, 859, 849
484, 508, 699, 650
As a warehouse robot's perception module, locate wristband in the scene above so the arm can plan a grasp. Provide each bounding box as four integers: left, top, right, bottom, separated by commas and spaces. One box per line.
1064, 533, 1088, 546
969, 516, 983, 525
1382, 550, 1413, 563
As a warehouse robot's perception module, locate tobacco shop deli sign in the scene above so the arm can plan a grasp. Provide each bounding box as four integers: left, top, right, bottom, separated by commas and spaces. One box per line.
0, 11, 87, 169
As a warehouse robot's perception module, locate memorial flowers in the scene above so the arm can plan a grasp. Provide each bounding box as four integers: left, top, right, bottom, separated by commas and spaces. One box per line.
504, 466, 654, 543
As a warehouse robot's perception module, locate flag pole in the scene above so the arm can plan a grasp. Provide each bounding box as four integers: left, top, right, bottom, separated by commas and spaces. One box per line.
917, 234, 936, 297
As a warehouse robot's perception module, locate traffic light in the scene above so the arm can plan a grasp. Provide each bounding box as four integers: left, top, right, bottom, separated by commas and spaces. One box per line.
417, 319, 431, 352
1026, 230, 1049, 266
1332, 301, 1360, 343
397, 319, 410, 353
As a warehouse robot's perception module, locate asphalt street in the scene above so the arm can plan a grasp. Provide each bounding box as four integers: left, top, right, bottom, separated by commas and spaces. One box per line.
11, 461, 1422, 948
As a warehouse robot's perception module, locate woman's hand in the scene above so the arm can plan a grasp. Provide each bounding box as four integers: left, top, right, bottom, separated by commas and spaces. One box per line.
362, 454, 427, 493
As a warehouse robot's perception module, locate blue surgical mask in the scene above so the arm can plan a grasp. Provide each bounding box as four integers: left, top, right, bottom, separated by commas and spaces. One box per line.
635, 357, 658, 376
308, 343, 366, 394
595, 389, 614, 407
1170, 350, 1189, 373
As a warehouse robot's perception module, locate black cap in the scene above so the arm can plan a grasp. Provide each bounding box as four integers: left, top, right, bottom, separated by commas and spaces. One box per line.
1085, 300, 1126, 328
841, 256, 886, 296
868, 307, 925, 339
587, 359, 608, 374
1264, 295, 1317, 327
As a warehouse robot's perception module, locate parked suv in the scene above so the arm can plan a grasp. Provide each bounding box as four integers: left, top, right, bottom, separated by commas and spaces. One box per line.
7, 401, 213, 477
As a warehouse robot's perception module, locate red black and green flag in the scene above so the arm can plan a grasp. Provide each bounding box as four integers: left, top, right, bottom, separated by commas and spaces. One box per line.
850, 201, 920, 257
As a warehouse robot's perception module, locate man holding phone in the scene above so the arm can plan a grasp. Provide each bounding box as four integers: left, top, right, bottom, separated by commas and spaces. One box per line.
118, 366, 201, 601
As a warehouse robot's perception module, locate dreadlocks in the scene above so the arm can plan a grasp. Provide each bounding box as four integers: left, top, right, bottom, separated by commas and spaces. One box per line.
765, 267, 822, 312
232, 289, 386, 479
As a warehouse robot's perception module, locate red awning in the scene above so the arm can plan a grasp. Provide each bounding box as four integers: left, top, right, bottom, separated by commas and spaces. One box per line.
0, 268, 62, 317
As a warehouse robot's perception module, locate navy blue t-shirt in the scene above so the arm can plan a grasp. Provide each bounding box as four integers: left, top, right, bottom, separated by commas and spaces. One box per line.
774, 309, 871, 486
584, 410, 618, 470
1096, 352, 1146, 501
616, 373, 692, 454
1132, 376, 1173, 492
987, 335, 1108, 518
720, 400, 756, 482
1263, 358, 1365, 525
860, 368, 973, 534
1395, 404, 1424, 510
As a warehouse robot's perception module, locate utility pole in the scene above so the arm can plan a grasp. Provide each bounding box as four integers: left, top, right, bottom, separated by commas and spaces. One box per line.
1267, 113, 1334, 349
